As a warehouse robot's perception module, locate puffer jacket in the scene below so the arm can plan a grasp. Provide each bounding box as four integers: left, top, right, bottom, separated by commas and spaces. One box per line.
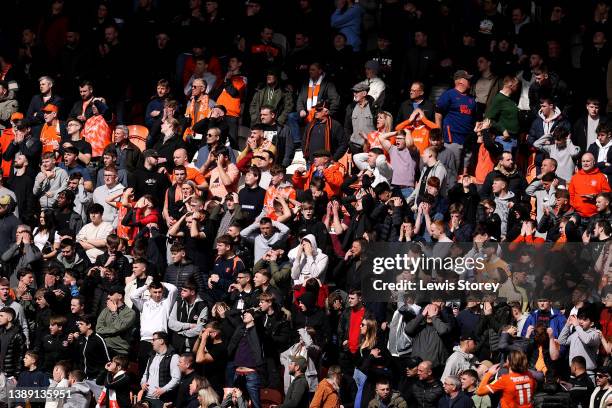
164, 259, 205, 298
409, 380, 444, 408
290, 234, 329, 285
0, 323, 24, 378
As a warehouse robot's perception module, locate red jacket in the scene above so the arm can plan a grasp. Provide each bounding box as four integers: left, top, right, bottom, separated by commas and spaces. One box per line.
292, 162, 344, 197
569, 167, 611, 217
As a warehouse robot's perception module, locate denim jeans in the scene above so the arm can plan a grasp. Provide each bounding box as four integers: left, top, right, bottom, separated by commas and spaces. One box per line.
233, 370, 261, 408
400, 187, 414, 199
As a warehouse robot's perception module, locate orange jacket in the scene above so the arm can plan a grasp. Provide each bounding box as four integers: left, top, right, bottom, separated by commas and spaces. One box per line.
395, 116, 438, 155
0, 128, 14, 177
216, 75, 247, 117
183, 95, 212, 139
310, 378, 340, 408
292, 163, 344, 198
475, 143, 495, 184
569, 167, 611, 217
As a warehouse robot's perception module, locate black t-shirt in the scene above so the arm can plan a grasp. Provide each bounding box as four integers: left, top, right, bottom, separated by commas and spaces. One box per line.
203, 341, 228, 392
238, 185, 266, 223
133, 167, 170, 205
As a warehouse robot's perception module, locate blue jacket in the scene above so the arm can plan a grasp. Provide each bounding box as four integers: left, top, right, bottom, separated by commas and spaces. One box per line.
331, 5, 363, 52
521, 308, 567, 338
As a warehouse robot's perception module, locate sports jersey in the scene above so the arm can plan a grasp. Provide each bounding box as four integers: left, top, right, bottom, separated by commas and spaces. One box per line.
435, 88, 476, 145
477, 371, 536, 408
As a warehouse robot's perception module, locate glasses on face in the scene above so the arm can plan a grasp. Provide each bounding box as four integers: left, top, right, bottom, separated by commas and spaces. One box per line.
16, 230, 27, 234
360, 323, 366, 327
104, 174, 116, 178
152, 337, 162, 342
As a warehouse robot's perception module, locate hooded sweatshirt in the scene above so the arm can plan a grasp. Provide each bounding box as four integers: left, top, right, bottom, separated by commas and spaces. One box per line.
291, 234, 329, 285
441, 346, 477, 381
533, 132, 580, 182
494, 190, 515, 237
595, 138, 612, 163
569, 167, 611, 217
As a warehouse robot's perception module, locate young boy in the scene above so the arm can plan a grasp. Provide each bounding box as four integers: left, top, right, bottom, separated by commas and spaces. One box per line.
35, 316, 70, 375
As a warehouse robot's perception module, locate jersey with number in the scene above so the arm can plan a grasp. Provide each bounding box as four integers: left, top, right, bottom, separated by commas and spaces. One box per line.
487, 372, 536, 408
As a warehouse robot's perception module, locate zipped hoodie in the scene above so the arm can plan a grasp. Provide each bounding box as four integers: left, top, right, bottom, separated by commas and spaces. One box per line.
494, 190, 515, 237
441, 345, 477, 381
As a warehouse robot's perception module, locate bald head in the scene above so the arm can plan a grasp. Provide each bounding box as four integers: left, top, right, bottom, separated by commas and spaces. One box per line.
173, 148, 189, 166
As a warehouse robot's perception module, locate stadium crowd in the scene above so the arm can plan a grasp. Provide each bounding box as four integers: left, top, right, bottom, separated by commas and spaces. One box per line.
0, 0, 611, 407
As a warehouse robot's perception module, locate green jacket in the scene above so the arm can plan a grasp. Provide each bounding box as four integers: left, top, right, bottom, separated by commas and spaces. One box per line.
95, 304, 136, 355
367, 392, 407, 408
485, 92, 519, 136
249, 85, 294, 125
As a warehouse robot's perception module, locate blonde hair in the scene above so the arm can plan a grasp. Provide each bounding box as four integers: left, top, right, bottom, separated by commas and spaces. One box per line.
198, 387, 219, 407
377, 111, 393, 132
360, 318, 378, 350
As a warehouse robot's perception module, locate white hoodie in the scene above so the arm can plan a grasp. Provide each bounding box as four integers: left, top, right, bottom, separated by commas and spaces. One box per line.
595, 138, 612, 163
539, 106, 562, 136
290, 234, 329, 285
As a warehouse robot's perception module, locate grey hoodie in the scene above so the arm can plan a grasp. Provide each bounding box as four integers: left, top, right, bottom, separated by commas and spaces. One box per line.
440, 345, 477, 381
63, 381, 92, 408
33, 167, 69, 209
533, 133, 579, 182
494, 190, 515, 237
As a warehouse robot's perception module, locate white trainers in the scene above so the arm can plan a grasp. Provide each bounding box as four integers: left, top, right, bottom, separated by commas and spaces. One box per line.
286, 149, 307, 175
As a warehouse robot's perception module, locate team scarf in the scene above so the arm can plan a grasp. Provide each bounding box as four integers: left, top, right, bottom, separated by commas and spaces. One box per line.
96, 371, 125, 408
306, 75, 323, 111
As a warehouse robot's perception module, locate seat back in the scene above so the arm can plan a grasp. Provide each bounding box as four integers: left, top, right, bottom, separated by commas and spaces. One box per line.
128, 125, 148, 151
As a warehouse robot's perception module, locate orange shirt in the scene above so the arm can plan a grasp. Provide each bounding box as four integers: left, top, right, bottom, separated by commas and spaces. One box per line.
40, 121, 62, 154
115, 202, 135, 245
395, 116, 438, 155
170, 166, 206, 187
207, 163, 240, 198
477, 371, 536, 408
82, 115, 112, 157
263, 183, 297, 217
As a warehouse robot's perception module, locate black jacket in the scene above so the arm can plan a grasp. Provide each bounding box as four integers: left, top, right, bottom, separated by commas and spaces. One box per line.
396, 98, 435, 124
296, 78, 341, 117
227, 324, 265, 370
258, 308, 292, 358
409, 379, 444, 408
587, 141, 612, 175
164, 260, 204, 298
573, 114, 609, 152
94, 252, 131, 280
96, 370, 131, 408
35, 332, 70, 374
278, 374, 309, 408
78, 332, 111, 380
0, 324, 25, 378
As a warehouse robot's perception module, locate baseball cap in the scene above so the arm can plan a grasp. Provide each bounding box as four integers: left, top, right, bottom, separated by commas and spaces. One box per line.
10, 112, 23, 121
290, 355, 308, 372
460, 334, 477, 342
42, 104, 59, 113
453, 70, 473, 81
143, 149, 159, 159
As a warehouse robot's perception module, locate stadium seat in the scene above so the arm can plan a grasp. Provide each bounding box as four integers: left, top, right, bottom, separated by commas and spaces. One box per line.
128, 125, 148, 151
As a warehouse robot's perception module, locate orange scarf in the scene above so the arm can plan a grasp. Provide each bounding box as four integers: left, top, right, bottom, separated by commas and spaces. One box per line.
184, 95, 211, 139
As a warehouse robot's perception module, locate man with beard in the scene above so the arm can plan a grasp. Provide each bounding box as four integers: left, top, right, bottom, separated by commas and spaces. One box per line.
69, 81, 96, 122
133, 149, 169, 206
53, 189, 83, 237
6, 154, 34, 224
277, 356, 309, 408
480, 151, 528, 201
258, 106, 293, 167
